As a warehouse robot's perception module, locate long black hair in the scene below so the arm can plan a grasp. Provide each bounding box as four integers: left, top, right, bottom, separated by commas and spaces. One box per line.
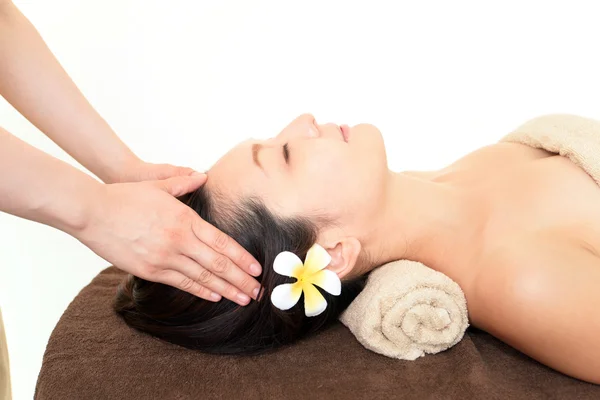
114, 186, 366, 355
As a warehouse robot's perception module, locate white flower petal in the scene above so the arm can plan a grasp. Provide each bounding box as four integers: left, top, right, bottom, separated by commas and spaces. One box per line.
273, 251, 304, 278
303, 283, 328, 317
271, 283, 302, 311
303, 244, 332, 276
308, 269, 341, 296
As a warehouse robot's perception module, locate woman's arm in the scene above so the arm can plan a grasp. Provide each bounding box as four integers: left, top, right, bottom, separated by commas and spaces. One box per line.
0, 125, 101, 233
0, 0, 262, 304
0, 125, 261, 305
472, 236, 600, 385
0, 0, 138, 183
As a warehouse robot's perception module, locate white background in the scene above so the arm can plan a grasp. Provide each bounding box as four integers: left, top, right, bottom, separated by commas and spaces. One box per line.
1, 0, 599, 398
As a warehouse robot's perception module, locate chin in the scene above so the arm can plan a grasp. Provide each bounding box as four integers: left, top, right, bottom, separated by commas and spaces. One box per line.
351, 123, 386, 155
351, 123, 383, 143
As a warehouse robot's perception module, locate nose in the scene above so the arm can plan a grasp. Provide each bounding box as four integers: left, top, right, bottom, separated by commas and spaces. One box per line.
278, 113, 319, 141
299, 114, 322, 138
297, 113, 316, 125
287, 114, 342, 141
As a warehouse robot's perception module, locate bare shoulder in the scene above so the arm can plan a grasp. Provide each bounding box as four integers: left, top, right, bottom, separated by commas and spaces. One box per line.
469, 231, 600, 384
450, 141, 555, 170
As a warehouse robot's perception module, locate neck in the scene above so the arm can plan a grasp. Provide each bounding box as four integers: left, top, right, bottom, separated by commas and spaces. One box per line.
360, 170, 486, 275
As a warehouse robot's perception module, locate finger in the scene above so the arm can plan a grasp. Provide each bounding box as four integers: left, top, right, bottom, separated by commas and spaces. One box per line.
171, 166, 198, 177
146, 164, 179, 180
171, 254, 254, 306
156, 174, 207, 197
183, 237, 261, 301
156, 269, 222, 302
191, 217, 262, 277
154, 164, 197, 180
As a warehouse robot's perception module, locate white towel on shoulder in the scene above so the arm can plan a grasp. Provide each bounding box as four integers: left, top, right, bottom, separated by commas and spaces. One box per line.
500, 113, 600, 184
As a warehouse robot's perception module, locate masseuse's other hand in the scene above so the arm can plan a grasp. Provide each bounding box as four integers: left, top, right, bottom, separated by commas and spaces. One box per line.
75, 174, 262, 306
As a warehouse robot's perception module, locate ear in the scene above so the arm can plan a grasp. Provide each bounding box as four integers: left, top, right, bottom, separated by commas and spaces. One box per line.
322, 237, 362, 280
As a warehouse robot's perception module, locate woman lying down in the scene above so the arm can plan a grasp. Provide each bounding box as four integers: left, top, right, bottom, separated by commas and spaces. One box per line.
115, 113, 600, 385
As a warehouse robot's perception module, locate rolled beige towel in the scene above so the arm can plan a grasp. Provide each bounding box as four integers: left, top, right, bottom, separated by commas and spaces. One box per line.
339, 260, 469, 360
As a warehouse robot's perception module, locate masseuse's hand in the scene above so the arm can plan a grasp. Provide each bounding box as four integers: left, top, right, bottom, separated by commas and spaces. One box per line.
0, 0, 260, 305
75, 174, 262, 306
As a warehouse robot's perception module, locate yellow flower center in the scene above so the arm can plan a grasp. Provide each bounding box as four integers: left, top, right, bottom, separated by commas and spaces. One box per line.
293, 266, 307, 283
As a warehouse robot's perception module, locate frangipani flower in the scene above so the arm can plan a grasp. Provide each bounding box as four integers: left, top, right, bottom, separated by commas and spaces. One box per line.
270, 244, 341, 317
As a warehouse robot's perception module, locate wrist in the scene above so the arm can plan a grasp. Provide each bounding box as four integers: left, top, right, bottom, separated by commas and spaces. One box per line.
50, 177, 106, 237
98, 151, 143, 184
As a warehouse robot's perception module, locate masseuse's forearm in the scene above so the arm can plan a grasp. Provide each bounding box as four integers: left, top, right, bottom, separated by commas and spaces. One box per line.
0, 0, 139, 183
0, 126, 100, 234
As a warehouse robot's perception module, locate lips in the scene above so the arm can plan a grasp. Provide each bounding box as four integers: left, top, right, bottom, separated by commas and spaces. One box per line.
339, 124, 350, 142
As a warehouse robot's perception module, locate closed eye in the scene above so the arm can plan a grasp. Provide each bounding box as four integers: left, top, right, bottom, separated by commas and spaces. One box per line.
283, 143, 290, 163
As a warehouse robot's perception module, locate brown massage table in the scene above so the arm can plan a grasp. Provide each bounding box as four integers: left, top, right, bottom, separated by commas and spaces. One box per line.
34, 266, 600, 399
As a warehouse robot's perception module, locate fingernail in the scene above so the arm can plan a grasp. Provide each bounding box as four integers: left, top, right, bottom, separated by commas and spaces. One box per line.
210, 292, 222, 301
237, 293, 250, 305
192, 171, 206, 177
252, 287, 260, 299
250, 263, 262, 276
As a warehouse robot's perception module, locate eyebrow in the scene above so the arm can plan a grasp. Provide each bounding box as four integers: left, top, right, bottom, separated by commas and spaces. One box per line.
252, 143, 264, 171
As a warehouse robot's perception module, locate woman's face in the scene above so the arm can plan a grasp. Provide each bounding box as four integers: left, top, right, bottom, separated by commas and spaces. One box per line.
207, 114, 389, 237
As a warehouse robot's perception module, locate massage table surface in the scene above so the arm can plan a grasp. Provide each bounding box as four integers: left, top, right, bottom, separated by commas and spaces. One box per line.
35, 267, 600, 399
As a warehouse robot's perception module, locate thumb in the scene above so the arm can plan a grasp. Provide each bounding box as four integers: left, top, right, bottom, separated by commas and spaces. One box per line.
156, 173, 207, 197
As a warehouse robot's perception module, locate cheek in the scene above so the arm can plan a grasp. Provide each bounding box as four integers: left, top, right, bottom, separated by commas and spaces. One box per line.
303, 147, 346, 190
310, 147, 388, 218
299, 152, 374, 216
